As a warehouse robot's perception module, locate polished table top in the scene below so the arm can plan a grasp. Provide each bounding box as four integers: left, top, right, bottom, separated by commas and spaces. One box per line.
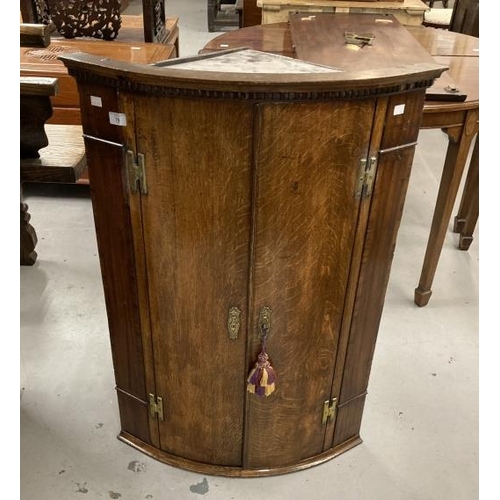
20, 37, 174, 72
202, 22, 479, 113
20, 38, 175, 125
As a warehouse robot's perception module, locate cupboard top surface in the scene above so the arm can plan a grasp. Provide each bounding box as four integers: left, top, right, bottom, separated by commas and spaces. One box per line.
60, 14, 445, 98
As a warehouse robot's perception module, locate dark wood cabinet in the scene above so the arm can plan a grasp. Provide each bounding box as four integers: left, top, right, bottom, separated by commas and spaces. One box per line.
61, 16, 445, 476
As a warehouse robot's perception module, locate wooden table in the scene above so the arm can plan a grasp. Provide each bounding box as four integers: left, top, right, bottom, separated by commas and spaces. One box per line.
202, 20, 479, 307
256, 0, 429, 26
20, 37, 176, 183
406, 25, 479, 306
20, 38, 175, 126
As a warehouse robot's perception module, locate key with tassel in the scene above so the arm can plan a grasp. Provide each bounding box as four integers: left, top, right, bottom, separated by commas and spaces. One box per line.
247, 306, 276, 397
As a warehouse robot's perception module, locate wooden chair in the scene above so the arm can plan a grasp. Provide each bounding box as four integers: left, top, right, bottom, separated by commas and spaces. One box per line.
449, 0, 479, 36
423, 0, 479, 37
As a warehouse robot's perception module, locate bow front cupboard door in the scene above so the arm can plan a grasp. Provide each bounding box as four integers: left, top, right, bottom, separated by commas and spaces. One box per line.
125, 96, 376, 471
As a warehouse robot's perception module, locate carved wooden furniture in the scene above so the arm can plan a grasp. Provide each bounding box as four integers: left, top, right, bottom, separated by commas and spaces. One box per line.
20, 1, 174, 45
20, 22, 52, 47
60, 14, 444, 476
20, 76, 86, 265
256, 0, 430, 26
203, 20, 479, 308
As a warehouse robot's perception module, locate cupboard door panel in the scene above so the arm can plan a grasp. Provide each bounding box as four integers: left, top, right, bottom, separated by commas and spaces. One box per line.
244, 101, 375, 468
135, 98, 254, 466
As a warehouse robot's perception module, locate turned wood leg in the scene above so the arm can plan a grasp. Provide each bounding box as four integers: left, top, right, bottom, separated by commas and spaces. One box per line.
452, 137, 479, 250
21, 201, 38, 266
20, 183, 38, 265
414, 110, 479, 307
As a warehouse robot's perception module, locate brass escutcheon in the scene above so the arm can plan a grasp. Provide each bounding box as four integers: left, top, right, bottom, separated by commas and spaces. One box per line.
228, 306, 241, 340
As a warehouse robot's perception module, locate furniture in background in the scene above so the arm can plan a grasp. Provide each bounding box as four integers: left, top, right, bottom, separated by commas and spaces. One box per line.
202, 19, 479, 307
423, 0, 478, 36
449, 0, 478, 36
407, 24, 479, 306
20, 22, 51, 46
424, 0, 448, 7
19, 0, 177, 48
453, 137, 478, 250
256, 0, 430, 26
20, 39, 175, 126
20, 37, 176, 184
60, 13, 444, 476
207, 0, 241, 31
20, 24, 87, 265
242, 0, 262, 26
20, 76, 86, 265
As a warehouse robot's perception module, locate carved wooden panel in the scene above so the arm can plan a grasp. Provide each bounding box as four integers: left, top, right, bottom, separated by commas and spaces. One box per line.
49, 0, 122, 40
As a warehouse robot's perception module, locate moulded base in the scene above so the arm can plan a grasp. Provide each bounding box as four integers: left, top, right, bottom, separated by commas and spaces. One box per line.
117, 431, 363, 477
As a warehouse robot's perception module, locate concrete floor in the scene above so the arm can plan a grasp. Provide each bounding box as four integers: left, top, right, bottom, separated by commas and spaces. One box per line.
20, 1, 479, 499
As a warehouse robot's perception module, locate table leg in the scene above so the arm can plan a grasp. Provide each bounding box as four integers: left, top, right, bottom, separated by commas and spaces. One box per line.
453, 136, 479, 250
414, 109, 479, 307
20, 196, 38, 266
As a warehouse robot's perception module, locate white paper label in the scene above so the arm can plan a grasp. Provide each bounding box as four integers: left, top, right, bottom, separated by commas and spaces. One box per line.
394, 104, 405, 116
109, 112, 127, 127
90, 95, 102, 107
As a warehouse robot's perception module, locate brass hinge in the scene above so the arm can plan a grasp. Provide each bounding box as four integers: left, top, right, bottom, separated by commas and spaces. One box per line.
354, 156, 377, 198
127, 150, 147, 195
148, 393, 164, 421
322, 398, 337, 425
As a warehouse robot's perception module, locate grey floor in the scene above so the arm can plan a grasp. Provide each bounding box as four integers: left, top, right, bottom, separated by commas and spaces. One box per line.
20, 1, 479, 499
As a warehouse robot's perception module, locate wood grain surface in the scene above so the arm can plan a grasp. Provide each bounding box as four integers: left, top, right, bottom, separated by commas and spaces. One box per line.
135, 97, 254, 466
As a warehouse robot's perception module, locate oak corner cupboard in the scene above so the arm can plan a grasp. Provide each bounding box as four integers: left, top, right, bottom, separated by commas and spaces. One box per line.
61, 27, 445, 477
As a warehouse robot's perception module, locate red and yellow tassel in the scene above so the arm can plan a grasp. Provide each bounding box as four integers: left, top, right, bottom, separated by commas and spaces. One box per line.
247, 349, 276, 397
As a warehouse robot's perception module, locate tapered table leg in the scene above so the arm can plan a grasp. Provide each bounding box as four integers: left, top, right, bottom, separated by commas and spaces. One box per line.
414, 110, 479, 307
452, 137, 479, 250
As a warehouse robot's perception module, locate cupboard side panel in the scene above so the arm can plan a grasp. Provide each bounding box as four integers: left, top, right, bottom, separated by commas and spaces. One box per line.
339, 91, 425, 407
245, 101, 374, 469
136, 97, 254, 467
333, 395, 367, 447
82, 136, 148, 405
